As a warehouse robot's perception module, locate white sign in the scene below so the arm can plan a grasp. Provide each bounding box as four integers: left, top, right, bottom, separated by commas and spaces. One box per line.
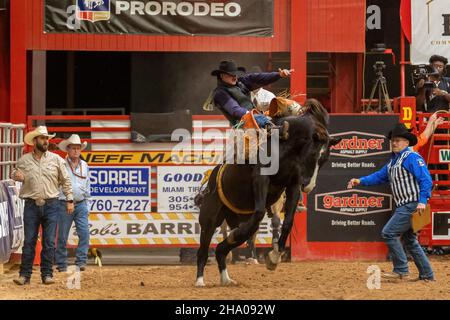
157, 166, 214, 213
439, 149, 450, 163
89, 166, 151, 213
411, 0, 450, 64
67, 213, 278, 246
432, 211, 450, 240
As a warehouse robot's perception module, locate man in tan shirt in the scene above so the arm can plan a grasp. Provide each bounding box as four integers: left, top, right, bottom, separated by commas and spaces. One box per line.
11, 126, 74, 285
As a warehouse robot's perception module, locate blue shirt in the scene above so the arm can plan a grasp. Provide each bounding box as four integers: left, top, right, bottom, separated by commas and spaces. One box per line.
59, 158, 90, 202
359, 147, 432, 205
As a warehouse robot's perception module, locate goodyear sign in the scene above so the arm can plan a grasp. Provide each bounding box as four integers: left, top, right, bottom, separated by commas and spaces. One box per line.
157, 166, 214, 213
67, 213, 277, 246
89, 167, 151, 213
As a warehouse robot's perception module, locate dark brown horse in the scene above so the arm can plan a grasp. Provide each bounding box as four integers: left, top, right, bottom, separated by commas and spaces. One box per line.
194, 99, 340, 286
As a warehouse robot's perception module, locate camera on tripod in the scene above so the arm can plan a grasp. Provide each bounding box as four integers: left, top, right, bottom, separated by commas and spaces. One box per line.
373, 61, 386, 74
364, 61, 392, 112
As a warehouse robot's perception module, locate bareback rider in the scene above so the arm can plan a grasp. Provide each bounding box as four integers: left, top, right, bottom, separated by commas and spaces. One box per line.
211, 60, 291, 139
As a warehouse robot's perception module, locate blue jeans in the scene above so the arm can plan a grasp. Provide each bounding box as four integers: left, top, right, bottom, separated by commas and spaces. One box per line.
381, 202, 434, 279
55, 200, 90, 270
20, 199, 61, 279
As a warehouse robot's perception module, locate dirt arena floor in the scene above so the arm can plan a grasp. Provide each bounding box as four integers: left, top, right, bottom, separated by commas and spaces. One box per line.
0, 256, 449, 300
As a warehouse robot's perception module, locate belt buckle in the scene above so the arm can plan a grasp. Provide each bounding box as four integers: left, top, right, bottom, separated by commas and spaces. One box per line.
35, 198, 45, 207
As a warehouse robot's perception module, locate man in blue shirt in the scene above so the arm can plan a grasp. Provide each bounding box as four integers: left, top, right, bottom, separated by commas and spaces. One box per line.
55, 134, 91, 272
347, 123, 434, 281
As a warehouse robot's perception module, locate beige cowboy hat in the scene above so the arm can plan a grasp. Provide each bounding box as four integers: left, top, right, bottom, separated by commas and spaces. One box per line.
24, 126, 56, 146
58, 134, 88, 151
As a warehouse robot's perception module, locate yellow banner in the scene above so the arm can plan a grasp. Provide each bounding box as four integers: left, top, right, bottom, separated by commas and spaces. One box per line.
82, 151, 223, 165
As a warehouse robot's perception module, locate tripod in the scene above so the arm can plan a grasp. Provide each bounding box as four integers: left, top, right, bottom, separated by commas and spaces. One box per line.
365, 71, 392, 112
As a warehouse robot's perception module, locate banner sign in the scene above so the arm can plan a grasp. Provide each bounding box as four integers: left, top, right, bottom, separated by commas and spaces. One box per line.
411, 0, 450, 64
1, 181, 24, 252
44, 0, 274, 37
68, 213, 277, 246
307, 115, 398, 242
89, 166, 152, 213
439, 149, 450, 163
0, 185, 11, 263
432, 211, 450, 240
157, 166, 214, 213
82, 151, 222, 165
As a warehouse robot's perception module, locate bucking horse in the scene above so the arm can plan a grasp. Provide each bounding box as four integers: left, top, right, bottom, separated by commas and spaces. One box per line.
194, 98, 340, 286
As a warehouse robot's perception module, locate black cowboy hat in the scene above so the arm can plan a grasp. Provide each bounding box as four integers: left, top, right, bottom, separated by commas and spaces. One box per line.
387, 123, 417, 146
211, 60, 245, 77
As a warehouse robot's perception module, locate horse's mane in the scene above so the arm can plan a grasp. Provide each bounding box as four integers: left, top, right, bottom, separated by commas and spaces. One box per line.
302, 98, 329, 141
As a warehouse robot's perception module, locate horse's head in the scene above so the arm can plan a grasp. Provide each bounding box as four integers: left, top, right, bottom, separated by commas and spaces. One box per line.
297, 99, 340, 193
300, 134, 341, 193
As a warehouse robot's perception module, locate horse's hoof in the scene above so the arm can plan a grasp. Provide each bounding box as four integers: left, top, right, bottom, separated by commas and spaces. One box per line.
265, 255, 278, 271
220, 269, 238, 286
195, 277, 206, 287
265, 250, 281, 271
221, 278, 238, 286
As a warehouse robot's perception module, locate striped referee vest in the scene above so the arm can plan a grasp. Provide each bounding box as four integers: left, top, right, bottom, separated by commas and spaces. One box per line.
387, 150, 420, 206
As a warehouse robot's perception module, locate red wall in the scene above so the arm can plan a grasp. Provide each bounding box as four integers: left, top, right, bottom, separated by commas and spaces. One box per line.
0, 9, 10, 122
308, 0, 366, 53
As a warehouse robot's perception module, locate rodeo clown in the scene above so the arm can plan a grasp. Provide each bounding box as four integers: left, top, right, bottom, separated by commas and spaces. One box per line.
347, 123, 434, 282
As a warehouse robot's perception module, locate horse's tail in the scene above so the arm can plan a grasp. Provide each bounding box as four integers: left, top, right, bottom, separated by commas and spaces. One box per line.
193, 165, 220, 208
193, 192, 204, 207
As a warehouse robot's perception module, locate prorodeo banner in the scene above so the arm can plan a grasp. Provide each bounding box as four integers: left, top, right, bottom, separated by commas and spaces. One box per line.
44, 0, 274, 36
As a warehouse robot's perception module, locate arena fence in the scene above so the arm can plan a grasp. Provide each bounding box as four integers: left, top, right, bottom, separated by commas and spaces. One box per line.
0, 123, 25, 181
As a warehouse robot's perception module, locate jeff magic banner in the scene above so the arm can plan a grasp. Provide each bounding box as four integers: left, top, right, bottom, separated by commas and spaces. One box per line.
307, 115, 399, 242
44, 0, 274, 36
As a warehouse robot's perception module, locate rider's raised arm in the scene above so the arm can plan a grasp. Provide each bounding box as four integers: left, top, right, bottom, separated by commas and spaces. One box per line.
240, 72, 281, 91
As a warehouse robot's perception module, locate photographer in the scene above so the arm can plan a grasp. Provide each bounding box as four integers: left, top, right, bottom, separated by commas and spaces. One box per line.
414, 55, 450, 190
415, 55, 450, 112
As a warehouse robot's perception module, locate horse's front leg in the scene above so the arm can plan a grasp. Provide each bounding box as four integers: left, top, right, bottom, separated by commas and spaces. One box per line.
266, 184, 300, 271
215, 175, 269, 286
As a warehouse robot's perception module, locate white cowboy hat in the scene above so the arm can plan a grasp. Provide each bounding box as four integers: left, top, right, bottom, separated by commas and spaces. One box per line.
24, 126, 56, 146
58, 134, 88, 151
